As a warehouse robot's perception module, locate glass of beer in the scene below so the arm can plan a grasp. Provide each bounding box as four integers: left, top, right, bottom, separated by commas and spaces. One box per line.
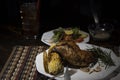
20, 2, 39, 39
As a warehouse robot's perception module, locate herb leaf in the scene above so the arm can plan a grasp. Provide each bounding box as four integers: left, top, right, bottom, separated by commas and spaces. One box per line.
87, 46, 115, 69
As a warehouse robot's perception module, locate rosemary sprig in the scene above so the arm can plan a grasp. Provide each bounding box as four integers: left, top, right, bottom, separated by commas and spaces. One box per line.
87, 46, 115, 69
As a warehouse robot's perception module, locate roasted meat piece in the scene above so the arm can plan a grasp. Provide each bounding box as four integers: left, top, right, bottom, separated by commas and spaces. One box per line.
51, 40, 97, 67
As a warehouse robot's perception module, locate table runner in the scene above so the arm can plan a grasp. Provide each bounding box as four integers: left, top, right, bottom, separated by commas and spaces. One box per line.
0, 46, 47, 80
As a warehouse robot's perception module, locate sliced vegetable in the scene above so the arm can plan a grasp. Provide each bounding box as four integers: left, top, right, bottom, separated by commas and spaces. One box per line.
64, 29, 73, 35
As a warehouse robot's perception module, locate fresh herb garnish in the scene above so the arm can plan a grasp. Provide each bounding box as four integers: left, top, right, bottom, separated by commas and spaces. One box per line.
87, 46, 115, 69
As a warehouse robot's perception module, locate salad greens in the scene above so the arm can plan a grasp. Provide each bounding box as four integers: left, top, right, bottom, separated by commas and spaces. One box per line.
52, 27, 64, 42
72, 27, 82, 39
51, 27, 83, 42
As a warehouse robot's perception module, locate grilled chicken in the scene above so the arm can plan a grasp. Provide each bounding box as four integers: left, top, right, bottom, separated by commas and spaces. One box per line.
51, 40, 97, 67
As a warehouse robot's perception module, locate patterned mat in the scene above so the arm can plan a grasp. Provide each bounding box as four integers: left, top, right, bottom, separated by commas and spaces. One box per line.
0, 46, 47, 80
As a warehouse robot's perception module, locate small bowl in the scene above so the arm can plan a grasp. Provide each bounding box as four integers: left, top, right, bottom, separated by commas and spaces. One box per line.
88, 23, 114, 41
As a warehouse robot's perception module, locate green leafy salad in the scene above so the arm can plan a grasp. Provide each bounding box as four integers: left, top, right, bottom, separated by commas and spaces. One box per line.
51, 27, 88, 43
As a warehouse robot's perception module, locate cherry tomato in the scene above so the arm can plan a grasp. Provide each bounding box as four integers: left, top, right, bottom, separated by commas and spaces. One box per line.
75, 37, 84, 42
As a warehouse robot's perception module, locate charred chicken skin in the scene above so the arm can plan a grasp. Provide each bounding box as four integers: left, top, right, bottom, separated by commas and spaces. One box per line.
50, 40, 97, 67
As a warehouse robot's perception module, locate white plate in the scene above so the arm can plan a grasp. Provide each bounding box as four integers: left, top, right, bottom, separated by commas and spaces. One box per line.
41, 29, 90, 45
35, 43, 120, 80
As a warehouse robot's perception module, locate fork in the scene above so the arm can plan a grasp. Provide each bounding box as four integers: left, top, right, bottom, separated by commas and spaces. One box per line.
48, 66, 71, 80
64, 66, 71, 80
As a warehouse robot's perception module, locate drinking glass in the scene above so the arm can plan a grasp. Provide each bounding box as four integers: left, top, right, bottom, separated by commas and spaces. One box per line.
20, 2, 39, 39
88, 23, 114, 41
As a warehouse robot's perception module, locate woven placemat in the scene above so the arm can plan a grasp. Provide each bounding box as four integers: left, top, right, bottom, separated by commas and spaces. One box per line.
0, 46, 47, 80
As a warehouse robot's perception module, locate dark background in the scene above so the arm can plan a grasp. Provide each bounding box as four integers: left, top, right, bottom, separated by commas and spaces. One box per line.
0, 0, 120, 34
39, 0, 120, 31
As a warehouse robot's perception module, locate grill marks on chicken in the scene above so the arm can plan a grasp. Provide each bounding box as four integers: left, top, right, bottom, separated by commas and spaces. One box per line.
77, 50, 96, 67
55, 43, 82, 67
52, 41, 97, 67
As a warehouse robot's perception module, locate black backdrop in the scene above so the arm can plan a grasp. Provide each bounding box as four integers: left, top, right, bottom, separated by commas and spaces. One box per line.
0, 0, 120, 32
40, 0, 120, 32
